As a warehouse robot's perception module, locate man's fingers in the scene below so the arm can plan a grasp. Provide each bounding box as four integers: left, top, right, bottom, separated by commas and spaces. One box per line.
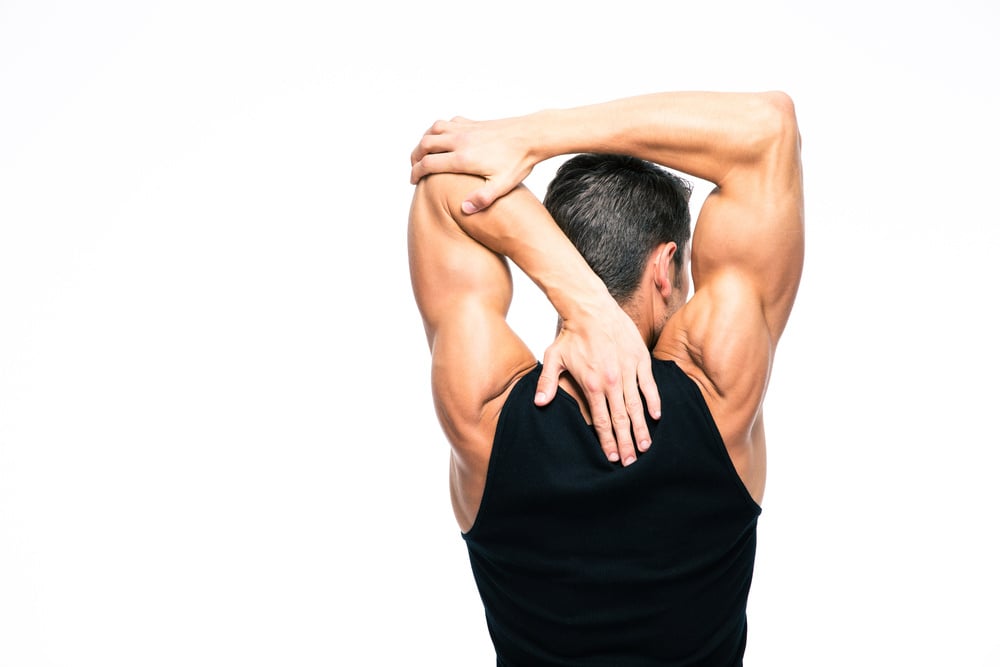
637, 355, 661, 421
410, 152, 460, 184
582, 375, 638, 467
409, 127, 458, 176
604, 388, 638, 466
535, 355, 564, 406
623, 380, 652, 454
586, 397, 620, 463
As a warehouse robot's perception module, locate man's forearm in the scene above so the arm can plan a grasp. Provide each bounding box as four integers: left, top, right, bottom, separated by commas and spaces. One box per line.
524, 91, 795, 186
437, 172, 662, 461
444, 177, 618, 325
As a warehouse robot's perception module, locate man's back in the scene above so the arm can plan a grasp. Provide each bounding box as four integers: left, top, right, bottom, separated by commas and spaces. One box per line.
464, 360, 760, 667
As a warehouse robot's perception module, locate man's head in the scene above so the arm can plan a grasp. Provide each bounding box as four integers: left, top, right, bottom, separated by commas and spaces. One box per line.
544, 153, 693, 338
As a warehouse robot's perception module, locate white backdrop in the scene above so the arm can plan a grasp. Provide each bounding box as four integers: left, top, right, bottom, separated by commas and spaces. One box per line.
2, 1, 998, 665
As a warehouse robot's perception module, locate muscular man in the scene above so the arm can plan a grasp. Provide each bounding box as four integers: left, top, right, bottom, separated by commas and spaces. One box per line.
408, 91, 803, 666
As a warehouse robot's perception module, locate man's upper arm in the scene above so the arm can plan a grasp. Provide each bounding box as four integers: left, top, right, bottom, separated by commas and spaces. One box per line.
690, 92, 804, 344
407, 173, 535, 450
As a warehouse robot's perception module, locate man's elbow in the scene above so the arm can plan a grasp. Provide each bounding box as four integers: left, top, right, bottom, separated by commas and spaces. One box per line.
732, 91, 801, 172
760, 91, 801, 155
414, 172, 485, 219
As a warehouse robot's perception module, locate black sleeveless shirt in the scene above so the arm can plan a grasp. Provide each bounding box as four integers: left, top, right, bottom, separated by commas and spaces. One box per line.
462, 359, 761, 666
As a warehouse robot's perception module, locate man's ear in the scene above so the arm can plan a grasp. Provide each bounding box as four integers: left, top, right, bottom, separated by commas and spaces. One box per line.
653, 242, 678, 299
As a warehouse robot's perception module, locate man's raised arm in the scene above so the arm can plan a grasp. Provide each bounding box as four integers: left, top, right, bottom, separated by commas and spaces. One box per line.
415, 175, 662, 466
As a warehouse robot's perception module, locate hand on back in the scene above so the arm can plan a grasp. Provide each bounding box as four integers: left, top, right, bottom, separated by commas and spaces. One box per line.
538, 309, 661, 466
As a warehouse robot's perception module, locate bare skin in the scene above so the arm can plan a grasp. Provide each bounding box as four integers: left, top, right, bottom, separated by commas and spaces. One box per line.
408, 91, 803, 532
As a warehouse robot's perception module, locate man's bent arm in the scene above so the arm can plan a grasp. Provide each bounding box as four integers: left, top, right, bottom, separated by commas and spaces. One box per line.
408, 173, 539, 529
445, 177, 661, 466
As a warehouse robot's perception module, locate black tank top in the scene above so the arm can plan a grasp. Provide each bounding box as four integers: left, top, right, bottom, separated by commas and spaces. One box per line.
462, 359, 761, 666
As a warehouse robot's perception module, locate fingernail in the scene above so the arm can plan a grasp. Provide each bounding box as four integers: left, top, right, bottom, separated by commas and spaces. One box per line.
608, 452, 620, 462
639, 439, 650, 452
462, 201, 479, 214
534, 392, 546, 403
651, 409, 661, 419
624, 455, 636, 466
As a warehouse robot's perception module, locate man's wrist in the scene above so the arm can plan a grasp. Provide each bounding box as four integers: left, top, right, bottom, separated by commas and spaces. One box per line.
552, 283, 621, 327
524, 109, 567, 164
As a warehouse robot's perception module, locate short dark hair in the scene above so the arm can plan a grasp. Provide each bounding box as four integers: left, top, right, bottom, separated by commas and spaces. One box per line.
543, 153, 692, 304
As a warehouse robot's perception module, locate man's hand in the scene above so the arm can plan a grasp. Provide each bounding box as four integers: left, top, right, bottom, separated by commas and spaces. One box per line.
536, 306, 662, 467
410, 116, 538, 214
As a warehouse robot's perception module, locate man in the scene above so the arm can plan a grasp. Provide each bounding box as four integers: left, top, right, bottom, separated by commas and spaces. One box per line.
407, 91, 803, 666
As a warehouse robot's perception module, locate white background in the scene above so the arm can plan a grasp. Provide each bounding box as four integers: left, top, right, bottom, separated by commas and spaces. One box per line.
2, 1, 998, 665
